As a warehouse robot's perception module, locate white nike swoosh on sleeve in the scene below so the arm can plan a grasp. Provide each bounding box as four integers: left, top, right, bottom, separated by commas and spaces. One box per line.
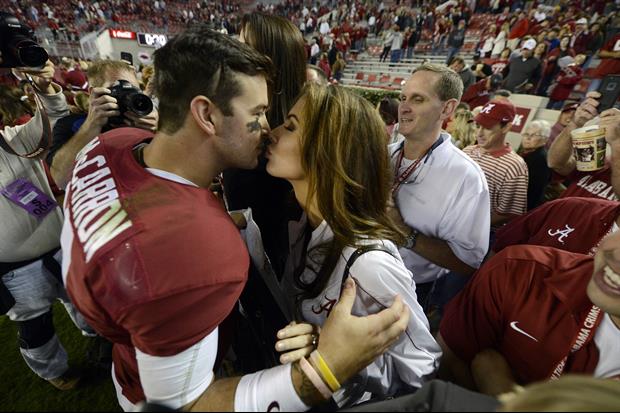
509, 321, 539, 342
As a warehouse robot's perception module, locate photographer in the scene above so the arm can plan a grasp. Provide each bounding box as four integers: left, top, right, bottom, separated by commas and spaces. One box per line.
0, 57, 93, 390
47, 60, 158, 189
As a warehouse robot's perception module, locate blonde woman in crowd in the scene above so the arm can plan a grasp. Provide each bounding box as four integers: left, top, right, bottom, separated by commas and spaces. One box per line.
446, 109, 477, 149
71, 91, 90, 114
266, 83, 441, 407
140, 65, 155, 96
491, 22, 510, 58
480, 23, 497, 58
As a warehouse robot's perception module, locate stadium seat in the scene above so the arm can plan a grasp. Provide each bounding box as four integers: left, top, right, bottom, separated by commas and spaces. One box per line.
367, 74, 377, 83
355, 72, 365, 80
379, 74, 390, 83
584, 68, 598, 79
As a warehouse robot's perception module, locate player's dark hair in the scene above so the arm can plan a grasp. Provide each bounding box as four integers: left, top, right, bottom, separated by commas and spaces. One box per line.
153, 26, 273, 133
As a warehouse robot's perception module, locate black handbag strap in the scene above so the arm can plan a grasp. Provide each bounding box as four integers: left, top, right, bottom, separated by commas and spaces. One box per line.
341, 244, 396, 286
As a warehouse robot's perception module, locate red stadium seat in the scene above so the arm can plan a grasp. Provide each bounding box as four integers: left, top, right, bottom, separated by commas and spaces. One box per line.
379, 75, 390, 83
355, 72, 365, 80
584, 68, 598, 79
367, 74, 377, 83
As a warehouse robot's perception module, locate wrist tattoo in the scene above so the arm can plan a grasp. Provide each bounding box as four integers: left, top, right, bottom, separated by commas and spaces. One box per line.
292, 361, 325, 406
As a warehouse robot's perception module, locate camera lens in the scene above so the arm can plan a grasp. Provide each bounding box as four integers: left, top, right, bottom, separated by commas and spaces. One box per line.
129, 94, 153, 116
12, 37, 48, 67
18, 44, 48, 67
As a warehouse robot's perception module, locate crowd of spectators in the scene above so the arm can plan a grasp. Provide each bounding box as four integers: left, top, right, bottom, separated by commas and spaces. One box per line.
349, 0, 619, 108
0, 0, 247, 40
4, 0, 616, 97
469, 2, 619, 105
365, 1, 618, 114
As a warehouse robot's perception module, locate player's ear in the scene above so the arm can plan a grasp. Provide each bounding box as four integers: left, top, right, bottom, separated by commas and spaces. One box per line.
190, 95, 217, 135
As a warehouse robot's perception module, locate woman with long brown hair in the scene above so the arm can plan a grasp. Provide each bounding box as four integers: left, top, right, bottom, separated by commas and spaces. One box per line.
266, 83, 441, 407
0, 85, 34, 128
538, 35, 573, 96
331, 52, 346, 82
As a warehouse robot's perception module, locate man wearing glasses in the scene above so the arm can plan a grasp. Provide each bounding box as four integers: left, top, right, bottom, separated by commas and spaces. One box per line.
518, 120, 552, 210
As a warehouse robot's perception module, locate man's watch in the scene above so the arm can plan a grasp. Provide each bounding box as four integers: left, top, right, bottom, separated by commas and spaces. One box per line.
404, 229, 419, 249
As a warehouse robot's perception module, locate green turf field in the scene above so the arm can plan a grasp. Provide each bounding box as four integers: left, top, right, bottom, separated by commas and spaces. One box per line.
0, 303, 121, 411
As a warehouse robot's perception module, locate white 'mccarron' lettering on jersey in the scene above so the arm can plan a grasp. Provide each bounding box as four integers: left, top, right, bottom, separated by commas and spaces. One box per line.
68, 137, 133, 262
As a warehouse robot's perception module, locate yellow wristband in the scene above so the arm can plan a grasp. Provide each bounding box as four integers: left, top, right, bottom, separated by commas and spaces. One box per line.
310, 350, 340, 392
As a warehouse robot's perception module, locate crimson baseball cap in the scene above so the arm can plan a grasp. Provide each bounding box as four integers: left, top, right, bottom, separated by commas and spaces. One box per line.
474, 100, 516, 129
63, 69, 89, 91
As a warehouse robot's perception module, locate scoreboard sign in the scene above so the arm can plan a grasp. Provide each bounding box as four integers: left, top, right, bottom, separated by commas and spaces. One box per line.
137, 33, 168, 48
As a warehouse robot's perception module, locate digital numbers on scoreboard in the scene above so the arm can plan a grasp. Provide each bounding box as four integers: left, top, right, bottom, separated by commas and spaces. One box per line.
137, 33, 168, 48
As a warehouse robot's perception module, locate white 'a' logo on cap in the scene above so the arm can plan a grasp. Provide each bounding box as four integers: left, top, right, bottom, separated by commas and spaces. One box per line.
481, 103, 495, 114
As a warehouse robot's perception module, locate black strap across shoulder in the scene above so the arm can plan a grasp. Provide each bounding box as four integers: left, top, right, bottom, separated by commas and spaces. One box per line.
341, 244, 396, 286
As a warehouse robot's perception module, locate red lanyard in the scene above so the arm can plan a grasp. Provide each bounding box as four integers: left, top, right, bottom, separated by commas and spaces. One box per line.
549, 305, 604, 380
392, 150, 425, 194
391, 137, 443, 194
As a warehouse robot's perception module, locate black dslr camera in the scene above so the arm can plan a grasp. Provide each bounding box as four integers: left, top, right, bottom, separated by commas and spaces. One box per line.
0, 12, 48, 68
106, 80, 154, 129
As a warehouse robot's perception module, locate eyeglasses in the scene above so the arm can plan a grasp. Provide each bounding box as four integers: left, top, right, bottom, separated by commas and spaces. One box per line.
522, 133, 544, 138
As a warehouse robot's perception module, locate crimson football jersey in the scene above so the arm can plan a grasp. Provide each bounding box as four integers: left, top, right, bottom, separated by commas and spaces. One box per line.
61, 128, 249, 403
560, 166, 617, 201
441, 246, 599, 385
494, 197, 620, 256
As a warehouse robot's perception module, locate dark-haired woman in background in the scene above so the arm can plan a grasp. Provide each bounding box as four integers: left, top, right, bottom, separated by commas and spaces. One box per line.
537, 35, 573, 96
378, 97, 399, 142
222, 13, 310, 372
224, 12, 307, 275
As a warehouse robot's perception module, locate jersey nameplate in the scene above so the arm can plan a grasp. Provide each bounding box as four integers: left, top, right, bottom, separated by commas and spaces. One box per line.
68, 137, 133, 262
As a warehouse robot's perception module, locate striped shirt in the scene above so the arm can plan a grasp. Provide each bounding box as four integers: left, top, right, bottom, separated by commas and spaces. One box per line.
463, 144, 528, 217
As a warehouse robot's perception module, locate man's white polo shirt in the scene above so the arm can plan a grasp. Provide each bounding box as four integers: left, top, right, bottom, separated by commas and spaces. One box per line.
389, 132, 491, 284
